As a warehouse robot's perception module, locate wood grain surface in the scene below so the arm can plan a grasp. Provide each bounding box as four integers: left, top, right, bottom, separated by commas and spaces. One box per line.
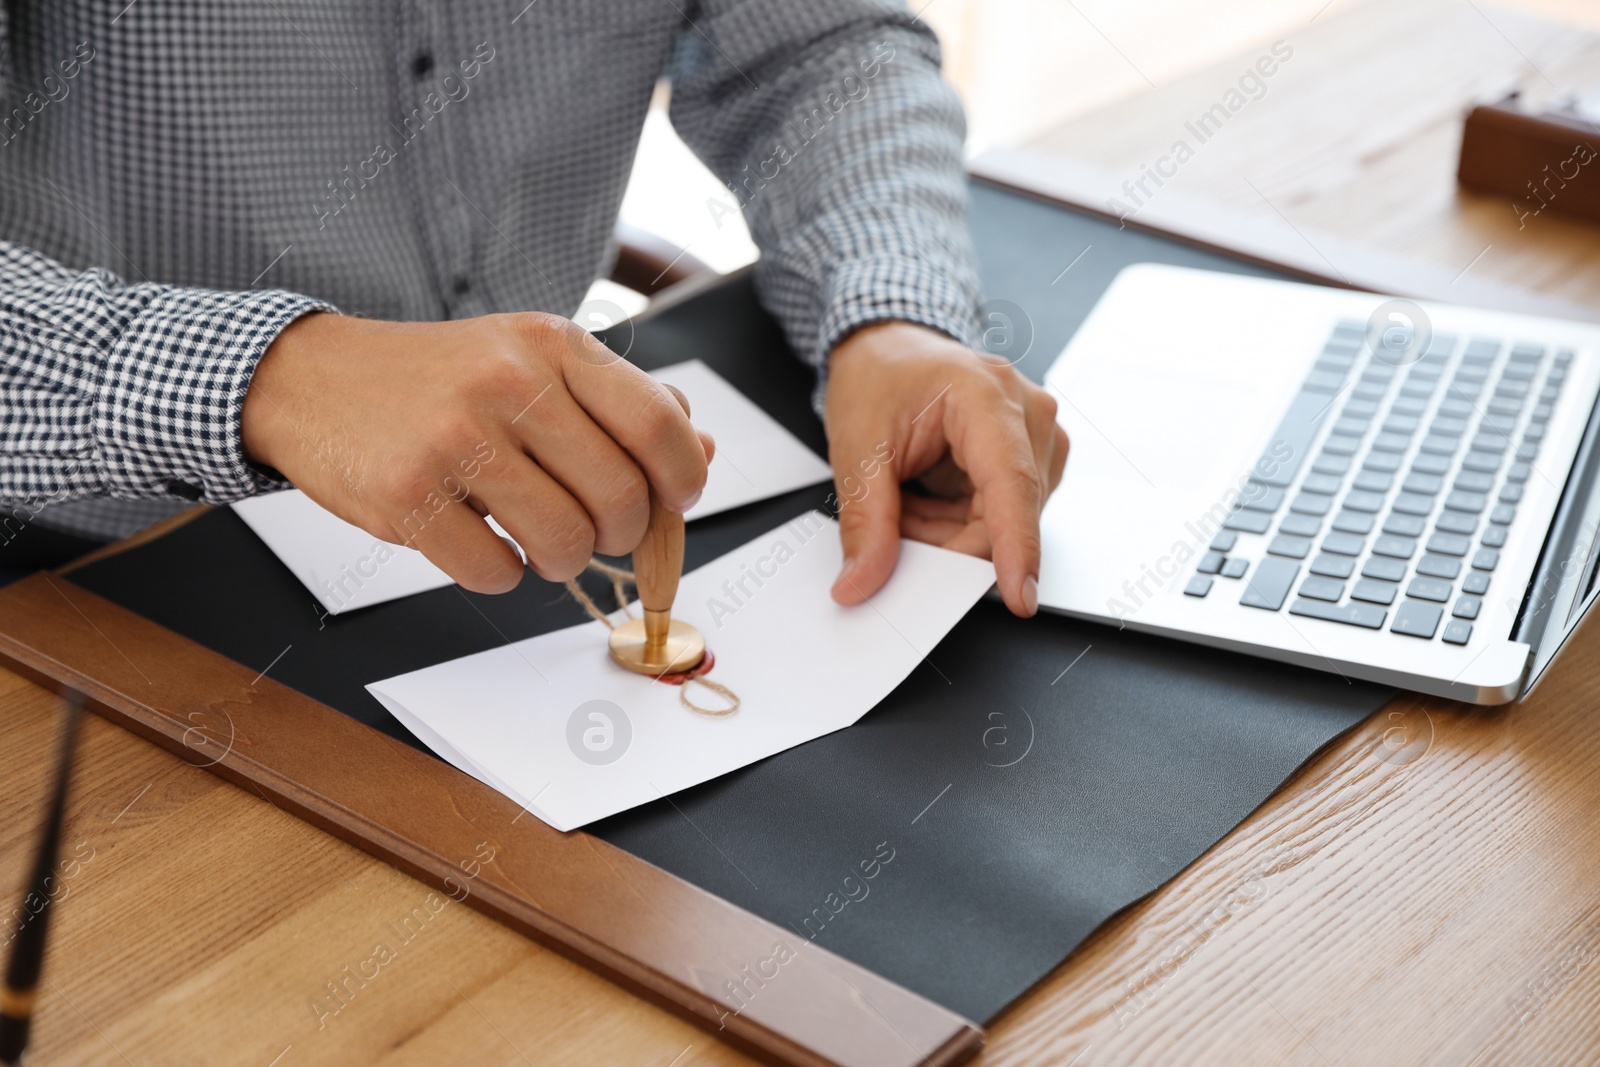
0, 573, 979, 1067
1025, 0, 1600, 311
4, 1, 1600, 1064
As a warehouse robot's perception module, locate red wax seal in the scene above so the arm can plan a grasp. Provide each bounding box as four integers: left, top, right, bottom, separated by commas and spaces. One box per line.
652, 649, 716, 686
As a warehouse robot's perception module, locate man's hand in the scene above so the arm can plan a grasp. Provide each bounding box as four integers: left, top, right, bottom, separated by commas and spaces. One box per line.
241, 312, 713, 593
824, 321, 1068, 617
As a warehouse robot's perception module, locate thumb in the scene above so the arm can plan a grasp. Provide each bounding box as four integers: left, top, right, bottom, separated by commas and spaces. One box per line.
830, 445, 902, 605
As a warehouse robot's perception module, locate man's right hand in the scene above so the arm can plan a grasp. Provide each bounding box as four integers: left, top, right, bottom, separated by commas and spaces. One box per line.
240, 312, 712, 594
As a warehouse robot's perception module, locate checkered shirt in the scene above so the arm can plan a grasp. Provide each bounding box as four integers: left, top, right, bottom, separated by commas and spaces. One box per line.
0, 0, 981, 540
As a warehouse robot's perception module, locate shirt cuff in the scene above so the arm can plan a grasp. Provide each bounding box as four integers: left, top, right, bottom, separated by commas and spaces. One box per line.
94, 289, 335, 503
811, 255, 981, 411
817, 254, 982, 362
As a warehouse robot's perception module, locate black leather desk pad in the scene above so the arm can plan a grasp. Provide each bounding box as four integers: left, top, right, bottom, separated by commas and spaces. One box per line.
71, 181, 1393, 1024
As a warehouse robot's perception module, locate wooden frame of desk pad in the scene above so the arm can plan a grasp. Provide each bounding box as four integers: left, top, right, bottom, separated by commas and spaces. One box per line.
0, 562, 982, 1067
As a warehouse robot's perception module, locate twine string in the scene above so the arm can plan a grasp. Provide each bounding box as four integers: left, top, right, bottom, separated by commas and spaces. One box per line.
565, 561, 741, 717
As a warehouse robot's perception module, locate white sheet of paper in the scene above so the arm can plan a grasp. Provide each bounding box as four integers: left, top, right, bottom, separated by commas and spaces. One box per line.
365, 514, 995, 832
231, 360, 832, 614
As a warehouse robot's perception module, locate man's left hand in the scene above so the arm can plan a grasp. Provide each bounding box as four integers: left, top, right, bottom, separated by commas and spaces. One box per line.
824, 321, 1069, 618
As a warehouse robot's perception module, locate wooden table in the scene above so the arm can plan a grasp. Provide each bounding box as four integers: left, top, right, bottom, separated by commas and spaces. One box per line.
6, 1, 1600, 1063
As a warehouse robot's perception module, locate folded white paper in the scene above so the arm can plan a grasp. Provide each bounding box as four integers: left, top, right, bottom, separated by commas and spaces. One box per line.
232, 360, 832, 614
366, 514, 995, 831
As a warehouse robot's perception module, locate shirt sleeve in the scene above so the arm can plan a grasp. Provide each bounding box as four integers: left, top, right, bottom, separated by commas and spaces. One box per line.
0, 239, 333, 509
664, 0, 982, 376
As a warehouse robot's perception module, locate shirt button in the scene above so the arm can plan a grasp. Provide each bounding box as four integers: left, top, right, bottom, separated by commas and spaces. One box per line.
411, 52, 434, 78
452, 276, 471, 296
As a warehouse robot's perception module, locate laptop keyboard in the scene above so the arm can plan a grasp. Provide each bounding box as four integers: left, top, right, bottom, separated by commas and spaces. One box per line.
1184, 320, 1572, 643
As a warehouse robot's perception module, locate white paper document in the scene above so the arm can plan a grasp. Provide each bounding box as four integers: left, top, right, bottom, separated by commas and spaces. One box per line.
366, 514, 995, 832
232, 360, 832, 614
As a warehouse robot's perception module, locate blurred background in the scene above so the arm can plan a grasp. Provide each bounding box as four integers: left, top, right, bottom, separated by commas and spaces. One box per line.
603, 0, 1600, 311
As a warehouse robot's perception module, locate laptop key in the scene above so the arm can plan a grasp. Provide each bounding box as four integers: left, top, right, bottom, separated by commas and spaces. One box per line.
1391, 396, 1428, 416
1322, 532, 1365, 556
1241, 558, 1300, 611
1309, 553, 1355, 579
1431, 416, 1469, 436
1353, 470, 1392, 492
1303, 370, 1345, 393
1472, 548, 1500, 571
1332, 510, 1374, 534
1506, 462, 1532, 483
1373, 535, 1417, 559
1302, 472, 1342, 495
1406, 577, 1453, 602
1490, 503, 1515, 525
1462, 452, 1502, 473
1253, 390, 1330, 487
1299, 576, 1345, 602
1442, 620, 1473, 645
1481, 525, 1508, 548
1362, 557, 1408, 582
1184, 575, 1213, 597
1470, 432, 1510, 454
1445, 490, 1487, 513
1221, 557, 1249, 579
1197, 551, 1224, 574
1313, 453, 1352, 475
1343, 490, 1385, 513
1382, 414, 1419, 435
1418, 434, 1459, 455
1412, 452, 1451, 474
1463, 572, 1490, 595
1426, 532, 1471, 556
1416, 554, 1461, 579
1224, 510, 1271, 534
1453, 596, 1481, 620
1290, 493, 1334, 516
1289, 598, 1387, 629
1402, 472, 1442, 495
1382, 513, 1426, 537
1435, 510, 1477, 535
1351, 578, 1398, 605
1454, 470, 1493, 493
1268, 535, 1313, 559
1391, 493, 1435, 516
1210, 531, 1238, 552
1372, 433, 1411, 453
1438, 398, 1475, 416
1487, 398, 1523, 416
1322, 435, 1361, 456
1392, 599, 1444, 638
1280, 513, 1322, 537
1239, 483, 1286, 511
1363, 451, 1402, 473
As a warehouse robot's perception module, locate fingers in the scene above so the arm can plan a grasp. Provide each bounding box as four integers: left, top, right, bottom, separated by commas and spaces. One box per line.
545, 319, 708, 512
947, 379, 1045, 616
388, 496, 525, 594
830, 437, 902, 605
512, 391, 650, 556
468, 446, 600, 581
1021, 384, 1069, 495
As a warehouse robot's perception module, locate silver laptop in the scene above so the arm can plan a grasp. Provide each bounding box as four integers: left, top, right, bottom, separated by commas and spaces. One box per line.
1037, 263, 1600, 705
